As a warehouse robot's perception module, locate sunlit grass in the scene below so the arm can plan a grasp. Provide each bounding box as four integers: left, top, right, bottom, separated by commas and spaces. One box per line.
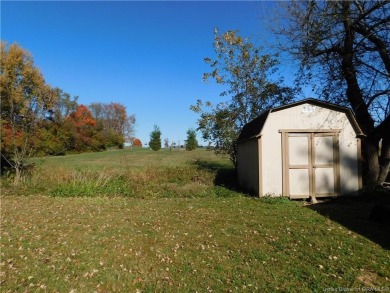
1, 196, 389, 292
1, 148, 389, 291
3, 148, 236, 198
31, 147, 230, 171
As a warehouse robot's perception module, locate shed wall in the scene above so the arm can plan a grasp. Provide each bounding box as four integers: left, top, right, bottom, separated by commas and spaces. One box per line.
260, 103, 359, 196
237, 138, 259, 195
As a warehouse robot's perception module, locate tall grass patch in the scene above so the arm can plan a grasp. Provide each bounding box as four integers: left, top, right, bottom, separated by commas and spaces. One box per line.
29, 166, 219, 198
5, 149, 235, 198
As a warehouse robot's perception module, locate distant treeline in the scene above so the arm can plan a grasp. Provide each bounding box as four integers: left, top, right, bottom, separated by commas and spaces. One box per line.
1, 41, 135, 175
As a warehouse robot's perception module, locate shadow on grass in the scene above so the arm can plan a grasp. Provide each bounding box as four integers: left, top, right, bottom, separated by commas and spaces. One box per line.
307, 192, 390, 249
193, 159, 240, 191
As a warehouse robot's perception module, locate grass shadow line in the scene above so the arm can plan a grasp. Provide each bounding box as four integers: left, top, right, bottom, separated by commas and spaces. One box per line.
307, 192, 390, 249
192, 159, 241, 192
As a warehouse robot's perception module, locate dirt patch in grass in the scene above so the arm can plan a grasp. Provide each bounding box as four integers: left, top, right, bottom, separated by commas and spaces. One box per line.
356, 270, 382, 287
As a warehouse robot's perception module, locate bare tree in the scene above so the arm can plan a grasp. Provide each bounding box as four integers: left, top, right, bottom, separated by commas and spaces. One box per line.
164, 138, 169, 149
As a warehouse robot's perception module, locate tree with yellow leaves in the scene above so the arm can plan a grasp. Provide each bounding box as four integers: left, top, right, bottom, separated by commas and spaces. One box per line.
1, 42, 57, 183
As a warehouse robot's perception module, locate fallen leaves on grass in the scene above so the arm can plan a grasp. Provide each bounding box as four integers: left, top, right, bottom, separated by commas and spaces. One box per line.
1, 196, 389, 292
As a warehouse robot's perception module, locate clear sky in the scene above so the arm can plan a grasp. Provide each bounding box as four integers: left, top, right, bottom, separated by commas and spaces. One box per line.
2, 1, 293, 146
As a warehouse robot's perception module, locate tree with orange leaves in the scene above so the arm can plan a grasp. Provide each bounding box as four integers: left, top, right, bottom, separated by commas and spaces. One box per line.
65, 105, 103, 152
132, 138, 142, 147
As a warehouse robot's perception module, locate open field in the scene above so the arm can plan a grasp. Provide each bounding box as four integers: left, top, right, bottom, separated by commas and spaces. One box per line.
1, 148, 389, 292
2, 148, 237, 198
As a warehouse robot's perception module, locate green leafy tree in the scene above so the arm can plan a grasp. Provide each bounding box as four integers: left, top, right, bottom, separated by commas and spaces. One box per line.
275, 1, 389, 186
51, 88, 79, 123
191, 29, 295, 165
33, 120, 69, 156
149, 125, 161, 151
185, 129, 198, 151
89, 102, 136, 149
0, 42, 57, 182
36, 88, 79, 156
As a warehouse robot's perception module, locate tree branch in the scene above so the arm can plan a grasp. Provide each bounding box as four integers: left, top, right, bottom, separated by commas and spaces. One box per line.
366, 90, 390, 109
357, 58, 389, 78
313, 45, 343, 57
353, 23, 390, 75
352, 0, 390, 26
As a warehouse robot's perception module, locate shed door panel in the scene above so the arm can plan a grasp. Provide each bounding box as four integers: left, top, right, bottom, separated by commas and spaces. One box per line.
288, 134, 310, 197
314, 136, 333, 165
313, 135, 335, 195
315, 168, 334, 194
284, 132, 339, 198
289, 169, 310, 196
289, 136, 309, 165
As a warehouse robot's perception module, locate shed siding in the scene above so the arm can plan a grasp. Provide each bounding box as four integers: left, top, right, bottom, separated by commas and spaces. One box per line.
260, 103, 359, 196
339, 138, 359, 193
237, 138, 259, 195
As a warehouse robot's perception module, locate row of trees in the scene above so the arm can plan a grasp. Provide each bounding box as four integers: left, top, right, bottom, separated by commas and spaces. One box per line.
149, 125, 198, 151
1, 42, 135, 181
192, 1, 389, 186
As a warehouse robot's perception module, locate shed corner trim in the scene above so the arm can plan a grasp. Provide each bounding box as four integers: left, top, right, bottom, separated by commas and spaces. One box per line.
237, 134, 262, 144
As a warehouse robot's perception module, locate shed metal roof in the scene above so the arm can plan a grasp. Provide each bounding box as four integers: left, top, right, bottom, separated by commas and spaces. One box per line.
237, 99, 364, 143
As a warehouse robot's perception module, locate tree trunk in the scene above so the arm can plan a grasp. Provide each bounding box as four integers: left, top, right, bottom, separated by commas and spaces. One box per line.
377, 138, 390, 184
363, 137, 380, 186
362, 136, 390, 187
13, 166, 22, 185
340, 2, 385, 188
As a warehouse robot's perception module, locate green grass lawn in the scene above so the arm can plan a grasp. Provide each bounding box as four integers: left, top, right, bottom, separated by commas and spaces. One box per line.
2, 148, 236, 198
1, 148, 389, 292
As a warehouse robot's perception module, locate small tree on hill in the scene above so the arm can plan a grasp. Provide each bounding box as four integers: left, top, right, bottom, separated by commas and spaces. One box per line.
149, 125, 161, 151
185, 129, 198, 151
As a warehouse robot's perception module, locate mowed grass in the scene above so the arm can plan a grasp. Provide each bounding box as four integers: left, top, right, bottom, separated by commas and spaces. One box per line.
1, 148, 389, 292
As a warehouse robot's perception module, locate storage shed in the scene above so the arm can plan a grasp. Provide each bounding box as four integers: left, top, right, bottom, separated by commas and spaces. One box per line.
237, 99, 364, 199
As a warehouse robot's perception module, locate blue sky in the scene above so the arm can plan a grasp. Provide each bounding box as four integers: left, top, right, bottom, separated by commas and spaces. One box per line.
2, 1, 294, 146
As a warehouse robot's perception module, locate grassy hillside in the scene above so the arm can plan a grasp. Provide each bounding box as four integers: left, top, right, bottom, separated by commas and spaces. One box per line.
1, 148, 389, 292
2, 148, 237, 198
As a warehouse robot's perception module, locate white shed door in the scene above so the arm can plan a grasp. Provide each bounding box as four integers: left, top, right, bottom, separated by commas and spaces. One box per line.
288, 134, 310, 197
285, 132, 339, 198
313, 135, 335, 195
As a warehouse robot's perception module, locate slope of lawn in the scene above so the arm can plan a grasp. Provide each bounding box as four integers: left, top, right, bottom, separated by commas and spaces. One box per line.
1, 148, 389, 292
2, 148, 236, 198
